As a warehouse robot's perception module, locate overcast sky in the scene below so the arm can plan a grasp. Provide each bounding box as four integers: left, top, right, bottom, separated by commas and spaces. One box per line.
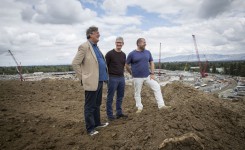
0, 0, 244, 66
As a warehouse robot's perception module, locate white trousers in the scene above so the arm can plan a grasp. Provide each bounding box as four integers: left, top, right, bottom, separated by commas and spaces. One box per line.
133, 76, 165, 109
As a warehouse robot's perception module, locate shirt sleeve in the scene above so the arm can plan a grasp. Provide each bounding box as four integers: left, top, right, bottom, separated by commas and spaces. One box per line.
105, 51, 111, 67
126, 52, 132, 64
148, 51, 153, 62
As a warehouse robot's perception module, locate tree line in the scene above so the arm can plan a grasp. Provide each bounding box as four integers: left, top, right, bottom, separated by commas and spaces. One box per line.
155, 61, 245, 77
0, 65, 73, 75
0, 61, 244, 77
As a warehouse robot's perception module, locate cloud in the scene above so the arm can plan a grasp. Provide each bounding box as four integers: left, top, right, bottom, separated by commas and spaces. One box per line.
102, 0, 129, 15
198, 0, 232, 19
13, 32, 40, 45
24, 0, 97, 24
53, 33, 77, 45
99, 15, 141, 26
0, 1, 24, 25
0, 0, 244, 66
222, 19, 245, 42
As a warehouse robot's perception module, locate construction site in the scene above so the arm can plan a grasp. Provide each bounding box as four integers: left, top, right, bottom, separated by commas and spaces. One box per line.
0, 36, 245, 149
1, 67, 244, 100
2, 35, 244, 100
1, 70, 245, 150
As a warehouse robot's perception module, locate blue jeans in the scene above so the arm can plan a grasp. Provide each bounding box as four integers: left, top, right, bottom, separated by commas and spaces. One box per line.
84, 81, 103, 133
106, 77, 125, 118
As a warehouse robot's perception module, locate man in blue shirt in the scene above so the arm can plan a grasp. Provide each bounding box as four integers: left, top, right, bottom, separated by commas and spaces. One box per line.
72, 26, 109, 136
126, 38, 170, 113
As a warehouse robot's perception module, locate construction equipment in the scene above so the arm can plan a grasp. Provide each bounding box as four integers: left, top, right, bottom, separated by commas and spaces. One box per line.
203, 54, 208, 76
192, 35, 208, 77
8, 50, 24, 81
158, 42, 162, 76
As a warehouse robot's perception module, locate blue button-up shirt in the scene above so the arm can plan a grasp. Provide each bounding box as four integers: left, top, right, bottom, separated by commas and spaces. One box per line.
90, 41, 108, 81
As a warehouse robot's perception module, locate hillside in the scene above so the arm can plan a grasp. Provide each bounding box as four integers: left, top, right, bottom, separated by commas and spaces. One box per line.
0, 80, 245, 150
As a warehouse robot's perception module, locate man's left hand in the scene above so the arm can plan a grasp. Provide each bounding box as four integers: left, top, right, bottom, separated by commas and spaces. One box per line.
150, 74, 155, 80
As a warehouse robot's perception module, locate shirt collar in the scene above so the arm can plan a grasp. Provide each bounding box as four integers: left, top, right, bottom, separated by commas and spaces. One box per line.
89, 40, 97, 46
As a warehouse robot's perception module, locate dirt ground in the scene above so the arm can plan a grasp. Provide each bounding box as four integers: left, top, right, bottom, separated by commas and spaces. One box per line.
0, 79, 245, 150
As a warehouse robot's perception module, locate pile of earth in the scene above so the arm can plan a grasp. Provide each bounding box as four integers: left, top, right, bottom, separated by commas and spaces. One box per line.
0, 79, 245, 150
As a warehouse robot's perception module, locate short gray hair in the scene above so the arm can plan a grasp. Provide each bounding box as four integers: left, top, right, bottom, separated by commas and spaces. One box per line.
116, 36, 124, 42
86, 26, 98, 39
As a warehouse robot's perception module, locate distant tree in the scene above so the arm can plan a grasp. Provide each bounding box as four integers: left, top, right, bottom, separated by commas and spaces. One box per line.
241, 64, 245, 77
206, 63, 210, 73
212, 64, 216, 73
229, 63, 234, 75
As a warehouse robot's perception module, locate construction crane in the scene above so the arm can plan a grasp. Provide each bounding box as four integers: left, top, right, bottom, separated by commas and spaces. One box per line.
192, 35, 208, 78
8, 50, 24, 81
158, 42, 162, 76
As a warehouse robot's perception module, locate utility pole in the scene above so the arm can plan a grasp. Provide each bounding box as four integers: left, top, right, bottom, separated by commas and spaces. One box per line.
158, 42, 161, 76
8, 50, 24, 81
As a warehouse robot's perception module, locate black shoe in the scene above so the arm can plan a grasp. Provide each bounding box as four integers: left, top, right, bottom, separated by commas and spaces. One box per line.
95, 122, 109, 130
116, 114, 128, 119
108, 117, 116, 121
88, 130, 99, 136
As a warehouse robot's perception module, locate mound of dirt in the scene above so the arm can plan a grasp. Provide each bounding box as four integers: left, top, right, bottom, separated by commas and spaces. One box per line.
0, 80, 245, 150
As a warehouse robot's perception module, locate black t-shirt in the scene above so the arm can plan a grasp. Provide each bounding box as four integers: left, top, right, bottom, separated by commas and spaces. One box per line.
105, 49, 126, 77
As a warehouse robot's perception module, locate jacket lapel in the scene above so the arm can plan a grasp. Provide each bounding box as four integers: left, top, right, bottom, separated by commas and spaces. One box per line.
87, 41, 98, 62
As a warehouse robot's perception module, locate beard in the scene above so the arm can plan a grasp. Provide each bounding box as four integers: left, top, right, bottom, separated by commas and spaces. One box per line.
139, 45, 145, 50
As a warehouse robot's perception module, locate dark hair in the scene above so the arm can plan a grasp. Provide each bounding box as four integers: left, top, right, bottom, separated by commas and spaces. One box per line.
136, 38, 145, 46
86, 26, 98, 39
